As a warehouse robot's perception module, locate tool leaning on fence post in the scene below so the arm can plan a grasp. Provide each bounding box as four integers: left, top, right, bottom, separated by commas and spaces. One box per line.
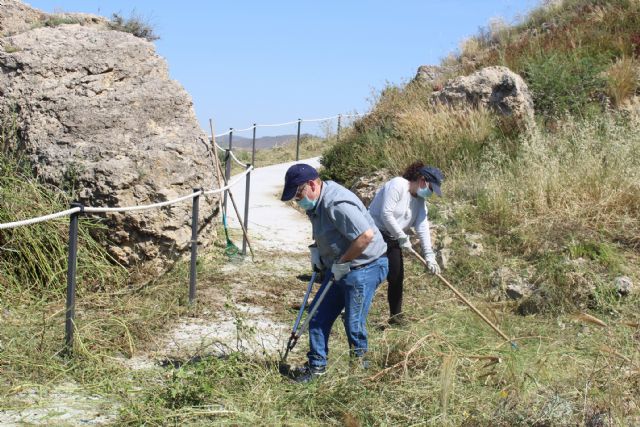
408, 247, 518, 349
209, 120, 255, 260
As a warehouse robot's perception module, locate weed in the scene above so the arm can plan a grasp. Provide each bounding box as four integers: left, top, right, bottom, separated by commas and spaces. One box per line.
2, 44, 21, 53
40, 15, 83, 28
605, 56, 639, 107
109, 12, 159, 42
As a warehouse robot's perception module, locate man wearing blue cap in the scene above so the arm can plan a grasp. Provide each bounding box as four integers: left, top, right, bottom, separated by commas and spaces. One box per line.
369, 161, 444, 326
281, 163, 388, 382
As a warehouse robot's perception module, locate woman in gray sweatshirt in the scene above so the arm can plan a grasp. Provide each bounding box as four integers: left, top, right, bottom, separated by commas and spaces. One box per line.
368, 162, 444, 325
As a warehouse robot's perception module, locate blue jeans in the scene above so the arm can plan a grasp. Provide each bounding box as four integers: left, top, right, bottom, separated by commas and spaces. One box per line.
307, 256, 389, 368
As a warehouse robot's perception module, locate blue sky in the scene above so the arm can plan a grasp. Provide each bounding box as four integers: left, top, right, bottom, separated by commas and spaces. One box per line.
28, 1, 540, 137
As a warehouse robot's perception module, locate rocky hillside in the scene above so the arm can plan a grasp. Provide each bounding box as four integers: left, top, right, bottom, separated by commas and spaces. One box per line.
323, 0, 640, 316
0, 0, 218, 273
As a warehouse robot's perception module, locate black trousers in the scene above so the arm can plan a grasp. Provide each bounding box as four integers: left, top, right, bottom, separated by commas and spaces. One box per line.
382, 232, 404, 317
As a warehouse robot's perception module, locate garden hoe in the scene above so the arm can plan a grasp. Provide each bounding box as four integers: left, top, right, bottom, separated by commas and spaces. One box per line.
279, 273, 335, 377
408, 247, 519, 350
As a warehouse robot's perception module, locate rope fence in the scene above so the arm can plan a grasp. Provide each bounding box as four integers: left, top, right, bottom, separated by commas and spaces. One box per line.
0, 109, 364, 355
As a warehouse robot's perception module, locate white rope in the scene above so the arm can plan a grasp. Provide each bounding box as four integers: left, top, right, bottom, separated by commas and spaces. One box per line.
0, 207, 82, 230
301, 115, 339, 123
210, 140, 248, 166
0, 167, 254, 228
87, 166, 253, 213
203, 165, 253, 195
84, 191, 203, 214
255, 120, 300, 128
213, 141, 227, 152
233, 125, 257, 133
228, 149, 247, 167
211, 112, 366, 136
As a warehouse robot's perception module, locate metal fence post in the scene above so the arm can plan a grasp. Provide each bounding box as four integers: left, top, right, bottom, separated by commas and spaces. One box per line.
188, 189, 200, 305
224, 128, 233, 217
337, 114, 342, 143
242, 163, 251, 255
295, 118, 302, 161
64, 202, 82, 355
251, 124, 257, 167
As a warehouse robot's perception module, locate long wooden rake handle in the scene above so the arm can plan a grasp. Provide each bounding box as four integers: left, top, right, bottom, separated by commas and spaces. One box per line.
408, 248, 517, 348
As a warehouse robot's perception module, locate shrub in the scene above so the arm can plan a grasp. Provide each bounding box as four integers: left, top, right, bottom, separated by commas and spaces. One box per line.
109, 12, 159, 42
524, 51, 607, 119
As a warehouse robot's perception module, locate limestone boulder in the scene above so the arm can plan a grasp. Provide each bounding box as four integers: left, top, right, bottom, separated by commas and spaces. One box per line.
349, 169, 392, 208
0, 0, 44, 36
0, 10, 218, 272
0, 0, 107, 37
414, 65, 457, 89
432, 66, 534, 123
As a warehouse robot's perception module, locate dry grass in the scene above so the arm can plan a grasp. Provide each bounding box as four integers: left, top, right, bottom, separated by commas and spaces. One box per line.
390, 104, 497, 170
606, 56, 639, 107
458, 113, 640, 251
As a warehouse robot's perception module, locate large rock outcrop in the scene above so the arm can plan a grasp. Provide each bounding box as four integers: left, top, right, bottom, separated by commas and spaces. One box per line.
432, 66, 535, 124
0, 2, 219, 272
414, 65, 458, 89
349, 169, 392, 208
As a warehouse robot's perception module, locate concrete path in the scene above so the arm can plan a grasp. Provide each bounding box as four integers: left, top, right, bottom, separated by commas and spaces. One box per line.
225, 157, 321, 253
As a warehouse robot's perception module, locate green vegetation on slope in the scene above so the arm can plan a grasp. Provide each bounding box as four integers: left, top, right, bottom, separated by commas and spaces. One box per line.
321, 0, 640, 315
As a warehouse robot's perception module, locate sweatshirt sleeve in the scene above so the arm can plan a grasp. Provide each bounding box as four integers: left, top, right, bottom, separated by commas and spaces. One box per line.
380, 179, 407, 240
415, 202, 436, 261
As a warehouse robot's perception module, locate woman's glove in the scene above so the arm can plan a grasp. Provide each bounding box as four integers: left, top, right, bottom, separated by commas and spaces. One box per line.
398, 235, 413, 252
331, 261, 351, 281
425, 253, 441, 275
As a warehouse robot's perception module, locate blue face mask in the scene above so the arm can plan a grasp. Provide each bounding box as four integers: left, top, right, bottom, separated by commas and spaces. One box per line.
297, 196, 317, 210
417, 186, 432, 199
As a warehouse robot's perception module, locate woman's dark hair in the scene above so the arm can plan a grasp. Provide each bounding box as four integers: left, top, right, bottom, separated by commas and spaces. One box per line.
402, 161, 425, 181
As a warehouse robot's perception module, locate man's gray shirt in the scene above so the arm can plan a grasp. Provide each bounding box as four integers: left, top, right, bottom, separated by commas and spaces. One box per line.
307, 180, 387, 268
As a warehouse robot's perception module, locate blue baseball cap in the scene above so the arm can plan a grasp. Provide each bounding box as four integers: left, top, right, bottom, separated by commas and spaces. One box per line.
419, 166, 444, 196
281, 163, 319, 201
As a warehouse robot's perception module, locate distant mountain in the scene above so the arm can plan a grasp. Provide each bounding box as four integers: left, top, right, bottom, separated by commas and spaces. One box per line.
212, 134, 314, 151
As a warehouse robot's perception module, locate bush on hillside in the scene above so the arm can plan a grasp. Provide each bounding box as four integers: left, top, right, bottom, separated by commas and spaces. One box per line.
524, 50, 607, 119
109, 12, 159, 42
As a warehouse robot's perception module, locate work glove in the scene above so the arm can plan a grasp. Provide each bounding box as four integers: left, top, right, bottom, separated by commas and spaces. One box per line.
309, 245, 322, 272
398, 235, 413, 253
331, 261, 351, 281
425, 253, 441, 275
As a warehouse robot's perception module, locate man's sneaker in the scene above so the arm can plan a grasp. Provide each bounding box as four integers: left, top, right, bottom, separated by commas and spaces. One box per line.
293, 364, 326, 383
